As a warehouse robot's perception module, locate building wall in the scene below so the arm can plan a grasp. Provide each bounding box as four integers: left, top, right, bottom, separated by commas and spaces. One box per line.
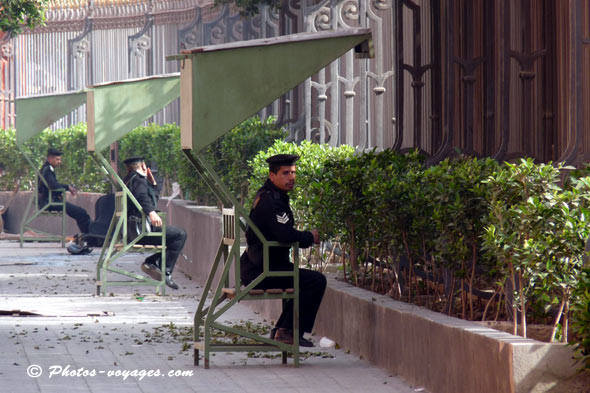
1, 1, 590, 163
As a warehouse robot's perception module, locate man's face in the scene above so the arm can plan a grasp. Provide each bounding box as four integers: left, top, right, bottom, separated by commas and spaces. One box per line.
269, 165, 296, 192
47, 155, 62, 167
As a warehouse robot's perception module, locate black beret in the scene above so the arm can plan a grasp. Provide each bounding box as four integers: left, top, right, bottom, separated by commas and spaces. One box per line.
123, 156, 144, 166
265, 154, 300, 167
47, 148, 63, 157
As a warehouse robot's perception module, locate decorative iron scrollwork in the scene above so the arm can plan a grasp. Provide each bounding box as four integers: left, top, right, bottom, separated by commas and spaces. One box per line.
74, 39, 90, 58
210, 24, 227, 45
314, 7, 332, 31
131, 34, 151, 56
372, 0, 391, 11
342, 1, 359, 25
1, 43, 13, 58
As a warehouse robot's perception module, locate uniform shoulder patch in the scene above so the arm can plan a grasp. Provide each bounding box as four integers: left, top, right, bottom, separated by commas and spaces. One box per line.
276, 212, 289, 224
252, 196, 261, 209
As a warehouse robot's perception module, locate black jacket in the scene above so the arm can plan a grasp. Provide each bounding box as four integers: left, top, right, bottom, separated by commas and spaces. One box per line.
38, 161, 68, 206
123, 171, 158, 218
241, 179, 314, 283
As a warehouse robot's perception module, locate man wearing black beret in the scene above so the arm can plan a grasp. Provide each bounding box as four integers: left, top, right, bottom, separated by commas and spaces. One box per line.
123, 156, 187, 290
240, 153, 326, 347
38, 148, 90, 234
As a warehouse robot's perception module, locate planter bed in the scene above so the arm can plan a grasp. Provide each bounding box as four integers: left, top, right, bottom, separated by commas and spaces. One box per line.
247, 276, 581, 393
158, 200, 585, 393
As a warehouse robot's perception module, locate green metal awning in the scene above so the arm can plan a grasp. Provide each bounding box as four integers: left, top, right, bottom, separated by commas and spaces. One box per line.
15, 91, 86, 146
171, 28, 373, 152
87, 74, 180, 152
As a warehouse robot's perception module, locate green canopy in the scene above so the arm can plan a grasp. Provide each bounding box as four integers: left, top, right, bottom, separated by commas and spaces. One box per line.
87, 74, 180, 152
15, 91, 86, 146
174, 28, 373, 152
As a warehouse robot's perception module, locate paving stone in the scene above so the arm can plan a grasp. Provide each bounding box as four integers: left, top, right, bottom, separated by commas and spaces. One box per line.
0, 240, 428, 393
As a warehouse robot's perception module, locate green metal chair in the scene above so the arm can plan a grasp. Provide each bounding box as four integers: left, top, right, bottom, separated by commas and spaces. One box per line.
19, 156, 67, 248
83, 75, 181, 297
193, 207, 300, 368
16, 92, 88, 248
95, 186, 167, 296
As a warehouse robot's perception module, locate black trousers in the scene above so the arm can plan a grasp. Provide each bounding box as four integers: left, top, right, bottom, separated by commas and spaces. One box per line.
137, 225, 187, 276
47, 201, 90, 234
250, 264, 327, 335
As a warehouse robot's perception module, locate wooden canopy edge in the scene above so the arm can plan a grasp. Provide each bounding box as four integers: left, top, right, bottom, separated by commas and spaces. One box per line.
15, 90, 85, 101
179, 28, 373, 56
88, 73, 180, 89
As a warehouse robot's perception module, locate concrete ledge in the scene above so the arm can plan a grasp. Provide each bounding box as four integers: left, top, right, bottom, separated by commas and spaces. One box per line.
0, 191, 103, 235
246, 276, 578, 393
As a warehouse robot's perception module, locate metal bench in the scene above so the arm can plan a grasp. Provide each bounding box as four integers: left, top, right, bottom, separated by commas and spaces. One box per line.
19, 167, 67, 247
194, 207, 300, 368
96, 190, 167, 296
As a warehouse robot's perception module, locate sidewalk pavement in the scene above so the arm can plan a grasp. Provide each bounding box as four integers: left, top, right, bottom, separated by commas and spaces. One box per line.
0, 240, 429, 393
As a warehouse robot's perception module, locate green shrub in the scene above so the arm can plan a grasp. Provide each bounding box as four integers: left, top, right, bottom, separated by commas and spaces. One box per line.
0, 124, 110, 193
571, 268, 590, 370
0, 116, 286, 204
424, 156, 499, 317
482, 159, 590, 341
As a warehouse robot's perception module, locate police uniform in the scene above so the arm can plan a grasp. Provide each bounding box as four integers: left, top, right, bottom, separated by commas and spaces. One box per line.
123, 157, 187, 289
38, 148, 90, 234
241, 154, 326, 339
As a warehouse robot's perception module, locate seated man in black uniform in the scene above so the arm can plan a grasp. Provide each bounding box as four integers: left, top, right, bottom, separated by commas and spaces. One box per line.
123, 156, 187, 290
39, 148, 90, 234
240, 154, 326, 347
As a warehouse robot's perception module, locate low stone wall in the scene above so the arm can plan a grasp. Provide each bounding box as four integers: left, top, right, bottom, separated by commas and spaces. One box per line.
0, 191, 103, 235
158, 199, 224, 284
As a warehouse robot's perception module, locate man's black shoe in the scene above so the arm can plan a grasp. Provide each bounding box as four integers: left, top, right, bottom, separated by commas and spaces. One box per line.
273, 328, 314, 347
299, 336, 314, 347
141, 262, 162, 282
165, 275, 179, 290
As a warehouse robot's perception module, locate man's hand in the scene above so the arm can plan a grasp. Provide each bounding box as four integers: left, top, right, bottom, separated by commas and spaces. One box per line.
68, 185, 78, 196
149, 211, 162, 227
310, 229, 320, 244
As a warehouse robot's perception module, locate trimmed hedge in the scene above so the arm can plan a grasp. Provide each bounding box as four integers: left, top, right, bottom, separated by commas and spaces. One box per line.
0, 116, 286, 203
249, 141, 590, 369
0, 123, 109, 193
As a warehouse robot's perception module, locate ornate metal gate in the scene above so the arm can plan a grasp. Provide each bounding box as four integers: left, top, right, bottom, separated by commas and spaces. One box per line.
1, 0, 590, 165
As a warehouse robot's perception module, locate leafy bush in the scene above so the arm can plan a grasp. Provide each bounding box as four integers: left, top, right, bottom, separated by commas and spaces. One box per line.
248, 147, 590, 361
483, 159, 590, 341
0, 116, 286, 204
424, 157, 499, 318
571, 268, 590, 370
0, 124, 110, 193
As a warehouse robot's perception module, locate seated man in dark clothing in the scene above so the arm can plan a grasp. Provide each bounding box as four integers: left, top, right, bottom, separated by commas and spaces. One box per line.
240, 154, 326, 347
123, 156, 187, 290
39, 148, 90, 234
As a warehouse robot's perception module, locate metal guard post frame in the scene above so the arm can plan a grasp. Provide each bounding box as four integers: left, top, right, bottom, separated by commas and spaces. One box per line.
92, 151, 167, 296
87, 74, 180, 295
19, 146, 67, 247
182, 29, 374, 368
15, 91, 87, 248
185, 150, 301, 368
